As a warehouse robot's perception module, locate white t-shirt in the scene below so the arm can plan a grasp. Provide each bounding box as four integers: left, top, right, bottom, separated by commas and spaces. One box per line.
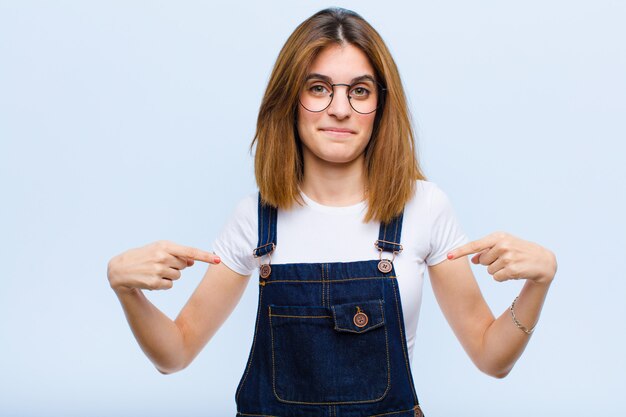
212, 180, 468, 361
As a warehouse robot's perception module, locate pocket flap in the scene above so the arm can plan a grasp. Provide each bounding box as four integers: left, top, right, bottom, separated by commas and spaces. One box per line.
332, 300, 385, 334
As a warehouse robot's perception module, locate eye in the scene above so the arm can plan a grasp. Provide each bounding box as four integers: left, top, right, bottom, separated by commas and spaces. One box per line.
350, 86, 371, 99
308, 83, 331, 96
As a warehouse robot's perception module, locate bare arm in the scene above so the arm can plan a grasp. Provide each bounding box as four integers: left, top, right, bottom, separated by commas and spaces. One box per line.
108, 241, 250, 374
428, 232, 556, 378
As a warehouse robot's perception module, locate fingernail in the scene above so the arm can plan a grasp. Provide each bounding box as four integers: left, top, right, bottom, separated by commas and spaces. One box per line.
214, 257, 221, 264
447, 253, 454, 260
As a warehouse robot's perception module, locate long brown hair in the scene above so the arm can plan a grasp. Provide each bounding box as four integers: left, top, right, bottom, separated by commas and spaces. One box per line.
252, 7, 426, 223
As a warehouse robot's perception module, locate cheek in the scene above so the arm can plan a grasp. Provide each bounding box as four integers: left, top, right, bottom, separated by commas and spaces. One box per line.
296, 109, 317, 140
360, 114, 376, 137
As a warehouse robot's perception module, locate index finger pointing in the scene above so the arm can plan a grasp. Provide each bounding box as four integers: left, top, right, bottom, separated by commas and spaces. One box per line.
163, 242, 221, 264
447, 235, 497, 260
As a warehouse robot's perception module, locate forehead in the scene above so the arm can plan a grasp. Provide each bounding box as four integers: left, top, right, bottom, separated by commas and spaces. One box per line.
307, 43, 375, 81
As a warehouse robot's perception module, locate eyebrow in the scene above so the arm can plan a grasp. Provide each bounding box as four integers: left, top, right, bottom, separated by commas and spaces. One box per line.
305, 73, 377, 84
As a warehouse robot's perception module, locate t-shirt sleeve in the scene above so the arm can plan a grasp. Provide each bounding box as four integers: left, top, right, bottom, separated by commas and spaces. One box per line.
211, 194, 258, 276
425, 183, 469, 266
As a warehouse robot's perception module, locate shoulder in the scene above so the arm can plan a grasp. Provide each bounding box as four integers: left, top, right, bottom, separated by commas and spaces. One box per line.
235, 191, 258, 211
406, 180, 450, 211
214, 192, 258, 244
211, 192, 259, 276
403, 180, 463, 233
228, 192, 258, 224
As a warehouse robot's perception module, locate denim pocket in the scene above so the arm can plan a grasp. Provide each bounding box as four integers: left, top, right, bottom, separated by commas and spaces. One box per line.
269, 300, 390, 404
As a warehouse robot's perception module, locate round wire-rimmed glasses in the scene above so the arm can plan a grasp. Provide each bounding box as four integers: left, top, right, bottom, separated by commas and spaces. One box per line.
299, 76, 386, 115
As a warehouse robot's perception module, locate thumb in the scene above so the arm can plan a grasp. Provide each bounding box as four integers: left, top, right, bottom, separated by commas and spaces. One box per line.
471, 249, 488, 264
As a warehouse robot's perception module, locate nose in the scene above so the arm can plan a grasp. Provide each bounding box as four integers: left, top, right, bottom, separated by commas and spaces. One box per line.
327, 85, 352, 119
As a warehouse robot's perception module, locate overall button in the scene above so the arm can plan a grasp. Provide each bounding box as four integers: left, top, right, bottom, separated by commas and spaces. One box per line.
378, 259, 393, 273
260, 264, 272, 279
353, 306, 369, 328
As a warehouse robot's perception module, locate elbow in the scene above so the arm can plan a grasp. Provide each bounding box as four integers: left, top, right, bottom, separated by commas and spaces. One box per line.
154, 356, 191, 375
152, 335, 194, 375
486, 369, 511, 379
475, 355, 513, 379
155, 362, 187, 375
156, 366, 177, 375
151, 324, 203, 375
478, 362, 513, 379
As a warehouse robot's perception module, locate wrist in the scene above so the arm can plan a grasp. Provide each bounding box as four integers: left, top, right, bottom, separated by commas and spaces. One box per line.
532, 249, 557, 286
532, 273, 554, 287
112, 285, 141, 297
107, 257, 140, 296
525, 275, 553, 291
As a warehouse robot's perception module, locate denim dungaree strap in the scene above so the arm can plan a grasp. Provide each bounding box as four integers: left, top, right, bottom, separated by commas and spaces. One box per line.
236, 194, 424, 417
253, 194, 277, 258
376, 212, 404, 252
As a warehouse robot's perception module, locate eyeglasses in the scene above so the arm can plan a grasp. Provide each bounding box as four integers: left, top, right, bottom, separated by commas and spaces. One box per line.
299, 77, 385, 114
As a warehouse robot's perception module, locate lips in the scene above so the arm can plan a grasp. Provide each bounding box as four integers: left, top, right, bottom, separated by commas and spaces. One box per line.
320, 127, 356, 133
319, 127, 356, 134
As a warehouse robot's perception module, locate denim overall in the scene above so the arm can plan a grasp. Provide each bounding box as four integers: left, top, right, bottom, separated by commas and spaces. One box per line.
235, 195, 424, 417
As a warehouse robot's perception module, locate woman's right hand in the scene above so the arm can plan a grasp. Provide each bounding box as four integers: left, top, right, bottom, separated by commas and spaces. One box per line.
107, 240, 221, 294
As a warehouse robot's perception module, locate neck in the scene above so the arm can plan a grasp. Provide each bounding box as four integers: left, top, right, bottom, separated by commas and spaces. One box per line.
300, 153, 367, 207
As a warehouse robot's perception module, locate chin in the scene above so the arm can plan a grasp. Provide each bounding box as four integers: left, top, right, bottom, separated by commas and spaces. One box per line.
316, 151, 364, 165
301, 135, 369, 166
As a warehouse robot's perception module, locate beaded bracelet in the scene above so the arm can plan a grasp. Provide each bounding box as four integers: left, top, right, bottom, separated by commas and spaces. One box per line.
510, 296, 536, 335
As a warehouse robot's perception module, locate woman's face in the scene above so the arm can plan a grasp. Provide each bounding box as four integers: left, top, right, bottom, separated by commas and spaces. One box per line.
297, 43, 378, 167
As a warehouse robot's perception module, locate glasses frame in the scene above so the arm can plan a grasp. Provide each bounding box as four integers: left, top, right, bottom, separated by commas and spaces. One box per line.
299, 80, 387, 115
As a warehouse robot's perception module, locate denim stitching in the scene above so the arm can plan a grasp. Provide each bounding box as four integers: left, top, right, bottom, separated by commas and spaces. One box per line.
382, 301, 391, 403
393, 215, 400, 250
368, 407, 419, 416
270, 314, 331, 319
321, 263, 325, 308
264, 276, 397, 284
237, 413, 277, 417
380, 221, 388, 252
266, 204, 271, 247
269, 305, 279, 402
333, 321, 385, 333
237, 407, 416, 417
326, 264, 331, 308
252, 199, 264, 258
236, 285, 265, 403
260, 197, 265, 245
390, 278, 418, 405
377, 220, 404, 252
327, 270, 332, 308
332, 300, 385, 333
270, 301, 391, 405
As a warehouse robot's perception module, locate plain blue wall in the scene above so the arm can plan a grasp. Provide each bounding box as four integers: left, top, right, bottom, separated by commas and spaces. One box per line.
1, 1, 624, 416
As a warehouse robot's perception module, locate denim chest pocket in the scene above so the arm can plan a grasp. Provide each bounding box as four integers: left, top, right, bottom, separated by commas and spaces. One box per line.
269, 300, 390, 404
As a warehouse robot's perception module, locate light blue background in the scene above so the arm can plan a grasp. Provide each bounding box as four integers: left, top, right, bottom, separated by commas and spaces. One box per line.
1, 1, 624, 416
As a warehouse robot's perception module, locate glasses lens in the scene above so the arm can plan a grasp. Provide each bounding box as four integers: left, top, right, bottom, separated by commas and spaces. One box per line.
348, 82, 379, 114
300, 80, 333, 112
299, 79, 382, 113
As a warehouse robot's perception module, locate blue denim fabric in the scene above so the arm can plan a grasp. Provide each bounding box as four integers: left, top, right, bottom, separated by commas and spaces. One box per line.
235, 196, 423, 417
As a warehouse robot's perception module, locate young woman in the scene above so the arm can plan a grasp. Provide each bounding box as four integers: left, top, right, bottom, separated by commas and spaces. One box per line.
107, 8, 557, 417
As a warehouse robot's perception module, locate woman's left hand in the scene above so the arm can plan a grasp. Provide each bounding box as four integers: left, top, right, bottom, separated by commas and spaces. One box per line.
447, 232, 557, 285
